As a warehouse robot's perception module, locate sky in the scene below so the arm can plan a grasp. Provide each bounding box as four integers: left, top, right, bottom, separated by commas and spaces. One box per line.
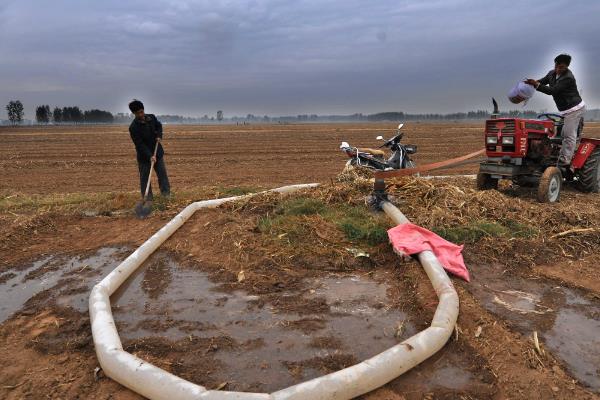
1, 0, 599, 119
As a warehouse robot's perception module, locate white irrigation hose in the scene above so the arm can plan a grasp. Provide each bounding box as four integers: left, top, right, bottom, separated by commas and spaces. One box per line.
90, 184, 459, 400
421, 174, 477, 180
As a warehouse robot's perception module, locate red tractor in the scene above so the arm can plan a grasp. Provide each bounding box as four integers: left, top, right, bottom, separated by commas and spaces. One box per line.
477, 100, 600, 202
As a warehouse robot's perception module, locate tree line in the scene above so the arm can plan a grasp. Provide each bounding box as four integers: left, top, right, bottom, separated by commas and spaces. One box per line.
365, 110, 540, 121
6, 98, 598, 125
36, 105, 114, 124
4, 100, 115, 125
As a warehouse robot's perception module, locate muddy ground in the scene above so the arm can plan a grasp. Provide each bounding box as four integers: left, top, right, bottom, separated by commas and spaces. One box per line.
1, 123, 600, 399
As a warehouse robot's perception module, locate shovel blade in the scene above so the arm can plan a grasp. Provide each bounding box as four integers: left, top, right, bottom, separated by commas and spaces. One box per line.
134, 200, 153, 219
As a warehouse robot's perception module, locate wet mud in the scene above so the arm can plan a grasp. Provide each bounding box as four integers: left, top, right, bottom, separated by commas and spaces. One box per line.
1, 247, 492, 394
469, 263, 600, 392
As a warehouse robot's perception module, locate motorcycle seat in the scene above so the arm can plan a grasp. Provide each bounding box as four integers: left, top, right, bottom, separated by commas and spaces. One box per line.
358, 147, 385, 157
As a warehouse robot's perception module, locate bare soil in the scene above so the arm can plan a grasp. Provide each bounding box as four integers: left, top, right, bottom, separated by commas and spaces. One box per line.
4, 122, 598, 195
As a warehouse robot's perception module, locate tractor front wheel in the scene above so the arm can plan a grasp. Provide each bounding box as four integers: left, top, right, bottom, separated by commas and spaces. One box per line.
476, 172, 498, 190
576, 148, 600, 193
537, 167, 562, 203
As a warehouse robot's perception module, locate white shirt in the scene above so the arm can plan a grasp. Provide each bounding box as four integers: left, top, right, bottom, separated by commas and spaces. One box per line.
561, 100, 585, 116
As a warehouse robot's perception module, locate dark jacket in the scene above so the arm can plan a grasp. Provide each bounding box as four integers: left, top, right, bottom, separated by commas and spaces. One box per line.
536, 69, 583, 112
129, 114, 164, 162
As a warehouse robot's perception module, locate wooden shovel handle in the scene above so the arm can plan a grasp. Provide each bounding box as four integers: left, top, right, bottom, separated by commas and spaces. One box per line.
143, 141, 160, 200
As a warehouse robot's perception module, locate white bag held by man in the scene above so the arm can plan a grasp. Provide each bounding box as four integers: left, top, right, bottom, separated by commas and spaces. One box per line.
508, 81, 536, 104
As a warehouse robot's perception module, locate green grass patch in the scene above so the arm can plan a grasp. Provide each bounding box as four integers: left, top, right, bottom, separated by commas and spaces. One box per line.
260, 197, 390, 246
502, 219, 539, 238
0, 192, 133, 214
331, 204, 390, 245
433, 219, 538, 244
0, 187, 214, 216
338, 218, 389, 245
217, 186, 260, 197
275, 197, 327, 216
257, 214, 274, 233
257, 214, 307, 242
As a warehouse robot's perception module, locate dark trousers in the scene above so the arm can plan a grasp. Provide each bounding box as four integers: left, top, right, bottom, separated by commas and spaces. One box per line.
138, 158, 170, 199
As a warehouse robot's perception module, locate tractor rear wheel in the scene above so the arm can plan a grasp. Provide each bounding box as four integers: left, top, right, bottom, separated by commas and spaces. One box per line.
576, 148, 600, 193
476, 172, 498, 190
537, 167, 562, 203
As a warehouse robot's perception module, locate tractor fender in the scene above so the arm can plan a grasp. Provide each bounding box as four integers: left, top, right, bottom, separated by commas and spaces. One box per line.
572, 139, 600, 169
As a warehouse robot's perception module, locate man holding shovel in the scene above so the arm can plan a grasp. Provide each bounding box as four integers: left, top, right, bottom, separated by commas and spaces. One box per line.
128, 99, 170, 217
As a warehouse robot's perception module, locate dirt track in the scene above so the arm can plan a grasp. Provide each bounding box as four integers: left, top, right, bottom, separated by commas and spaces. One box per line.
1, 123, 600, 399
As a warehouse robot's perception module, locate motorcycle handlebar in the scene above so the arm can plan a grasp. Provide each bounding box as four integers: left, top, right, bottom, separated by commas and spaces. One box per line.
381, 133, 403, 148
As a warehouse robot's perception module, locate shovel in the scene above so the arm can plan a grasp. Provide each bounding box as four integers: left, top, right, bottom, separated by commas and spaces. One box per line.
135, 141, 159, 219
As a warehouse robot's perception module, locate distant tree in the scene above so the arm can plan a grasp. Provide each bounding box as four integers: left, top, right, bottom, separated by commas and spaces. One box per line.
6, 100, 24, 125
217, 110, 223, 121
83, 109, 114, 123
53, 107, 63, 123
367, 112, 405, 122
35, 105, 51, 124
61, 106, 83, 123
35, 106, 45, 124
62, 106, 71, 123
72, 107, 83, 123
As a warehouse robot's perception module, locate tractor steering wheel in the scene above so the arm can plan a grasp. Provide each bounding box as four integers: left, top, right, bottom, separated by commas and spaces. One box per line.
537, 113, 564, 123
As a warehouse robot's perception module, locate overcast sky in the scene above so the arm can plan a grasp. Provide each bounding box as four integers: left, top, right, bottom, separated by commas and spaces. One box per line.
1, 0, 599, 119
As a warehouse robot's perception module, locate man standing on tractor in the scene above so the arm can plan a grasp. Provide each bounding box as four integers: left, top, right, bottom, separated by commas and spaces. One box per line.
128, 99, 171, 199
525, 54, 585, 168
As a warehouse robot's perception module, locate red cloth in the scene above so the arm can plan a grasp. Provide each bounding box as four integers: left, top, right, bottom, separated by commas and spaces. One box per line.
388, 223, 470, 282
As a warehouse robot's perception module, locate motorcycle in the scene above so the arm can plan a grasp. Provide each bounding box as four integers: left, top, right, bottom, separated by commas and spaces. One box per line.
340, 124, 418, 171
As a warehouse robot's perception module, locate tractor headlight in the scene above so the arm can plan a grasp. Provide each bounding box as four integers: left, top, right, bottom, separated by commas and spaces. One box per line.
501, 136, 514, 145
486, 136, 498, 144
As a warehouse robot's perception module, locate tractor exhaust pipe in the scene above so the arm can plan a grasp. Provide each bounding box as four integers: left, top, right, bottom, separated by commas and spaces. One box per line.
491, 97, 499, 119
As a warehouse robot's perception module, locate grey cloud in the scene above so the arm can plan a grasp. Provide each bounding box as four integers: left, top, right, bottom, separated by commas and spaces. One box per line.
1, 0, 599, 119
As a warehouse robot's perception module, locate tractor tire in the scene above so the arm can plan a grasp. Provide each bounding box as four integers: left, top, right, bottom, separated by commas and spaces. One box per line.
537, 167, 562, 203
476, 172, 498, 190
576, 148, 600, 193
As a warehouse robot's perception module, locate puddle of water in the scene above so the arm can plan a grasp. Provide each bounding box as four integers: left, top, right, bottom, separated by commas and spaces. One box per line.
110, 259, 418, 392
429, 365, 474, 390
388, 348, 489, 398
0, 247, 129, 322
470, 264, 600, 392
491, 290, 552, 315
2, 248, 486, 393
545, 290, 600, 390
